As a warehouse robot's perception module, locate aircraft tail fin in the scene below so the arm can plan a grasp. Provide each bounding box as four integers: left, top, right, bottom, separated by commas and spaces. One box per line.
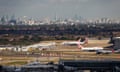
85, 37, 88, 44
77, 39, 84, 49
78, 44, 84, 49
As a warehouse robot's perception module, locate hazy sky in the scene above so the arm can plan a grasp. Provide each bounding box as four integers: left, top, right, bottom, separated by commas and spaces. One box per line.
0, 0, 120, 19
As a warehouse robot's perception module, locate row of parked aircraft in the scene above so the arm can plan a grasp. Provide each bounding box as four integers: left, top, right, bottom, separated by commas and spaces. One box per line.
77, 38, 104, 52
2, 37, 119, 54
21, 37, 105, 52
61, 37, 120, 54
17, 37, 87, 51
61, 37, 104, 52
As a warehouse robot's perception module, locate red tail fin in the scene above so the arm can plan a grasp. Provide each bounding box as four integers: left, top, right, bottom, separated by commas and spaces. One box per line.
112, 49, 114, 53
77, 39, 84, 49
85, 37, 88, 44
78, 44, 83, 49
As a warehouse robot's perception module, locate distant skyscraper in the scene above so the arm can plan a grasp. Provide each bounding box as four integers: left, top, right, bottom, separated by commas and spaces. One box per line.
6, 15, 9, 22
1, 16, 6, 24
74, 14, 78, 20
54, 13, 57, 21
9, 14, 17, 25
11, 14, 16, 20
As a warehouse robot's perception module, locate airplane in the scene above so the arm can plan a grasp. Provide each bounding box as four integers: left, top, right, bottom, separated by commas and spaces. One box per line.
96, 49, 120, 54
77, 38, 104, 51
21, 42, 56, 51
96, 49, 113, 54
61, 37, 88, 46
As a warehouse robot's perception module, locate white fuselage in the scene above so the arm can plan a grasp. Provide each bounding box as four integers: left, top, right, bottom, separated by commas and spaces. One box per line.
21, 42, 56, 51
81, 47, 104, 51
62, 41, 85, 46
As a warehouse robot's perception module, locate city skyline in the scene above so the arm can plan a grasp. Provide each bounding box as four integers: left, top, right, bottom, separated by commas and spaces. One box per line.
0, 0, 120, 19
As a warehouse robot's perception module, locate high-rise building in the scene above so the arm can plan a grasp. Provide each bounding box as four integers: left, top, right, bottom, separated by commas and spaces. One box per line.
1, 16, 6, 24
